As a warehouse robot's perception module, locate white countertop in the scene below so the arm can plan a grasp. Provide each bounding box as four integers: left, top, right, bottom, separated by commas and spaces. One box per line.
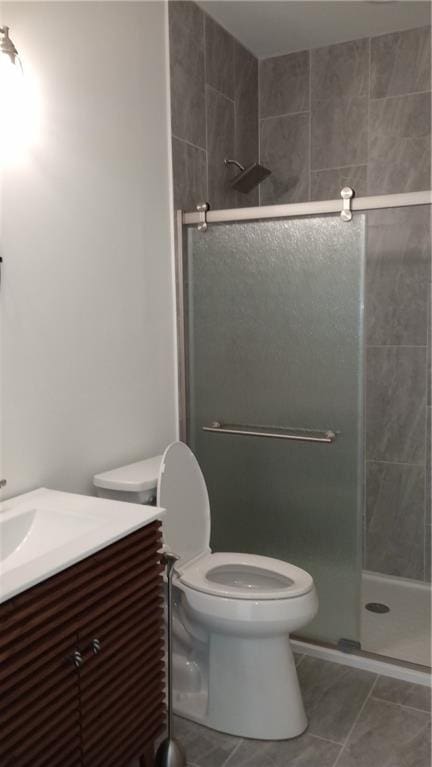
0, 487, 165, 604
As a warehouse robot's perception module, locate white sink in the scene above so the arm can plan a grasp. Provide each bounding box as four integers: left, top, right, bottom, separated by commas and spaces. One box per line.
0, 487, 165, 603
1, 508, 101, 572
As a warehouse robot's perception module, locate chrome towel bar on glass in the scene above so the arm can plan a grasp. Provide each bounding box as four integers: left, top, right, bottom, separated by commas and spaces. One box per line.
202, 422, 336, 444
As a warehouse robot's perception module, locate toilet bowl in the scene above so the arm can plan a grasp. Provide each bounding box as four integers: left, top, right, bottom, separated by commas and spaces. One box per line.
93, 441, 318, 740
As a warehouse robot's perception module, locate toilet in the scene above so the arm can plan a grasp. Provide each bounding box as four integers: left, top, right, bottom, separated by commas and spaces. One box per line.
93, 441, 318, 740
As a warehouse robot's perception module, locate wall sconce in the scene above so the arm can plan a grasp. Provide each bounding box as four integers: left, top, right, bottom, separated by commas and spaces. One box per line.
0, 26, 20, 67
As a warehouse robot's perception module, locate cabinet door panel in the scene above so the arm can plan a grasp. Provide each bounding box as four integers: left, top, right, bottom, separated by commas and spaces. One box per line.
78, 522, 165, 766
0, 630, 81, 766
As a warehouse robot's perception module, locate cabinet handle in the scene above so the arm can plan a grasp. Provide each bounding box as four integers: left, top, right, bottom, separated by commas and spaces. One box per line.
69, 650, 84, 669
91, 638, 102, 655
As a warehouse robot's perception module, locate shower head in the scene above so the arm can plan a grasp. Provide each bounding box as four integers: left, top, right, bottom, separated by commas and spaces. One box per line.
224, 158, 271, 194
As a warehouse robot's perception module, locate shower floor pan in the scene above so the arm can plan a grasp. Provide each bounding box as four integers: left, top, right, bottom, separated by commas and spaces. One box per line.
361, 570, 431, 668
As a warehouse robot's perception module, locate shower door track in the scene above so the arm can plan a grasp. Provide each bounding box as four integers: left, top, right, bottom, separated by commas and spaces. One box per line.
182, 189, 431, 226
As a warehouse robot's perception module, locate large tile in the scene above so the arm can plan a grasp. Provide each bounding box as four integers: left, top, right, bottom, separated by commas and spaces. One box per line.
337, 697, 431, 767
205, 13, 234, 99
259, 50, 309, 118
365, 461, 425, 579
311, 97, 367, 170
311, 166, 366, 201
311, 38, 369, 102
174, 716, 240, 767
224, 733, 341, 767
427, 406, 431, 525
169, 0, 206, 148
206, 86, 236, 210
260, 113, 309, 204
234, 41, 258, 164
366, 207, 431, 345
428, 288, 431, 406
368, 92, 431, 195
297, 656, 376, 743
426, 524, 431, 582
370, 26, 431, 99
373, 675, 431, 712
234, 41, 259, 207
172, 137, 207, 212
366, 346, 427, 463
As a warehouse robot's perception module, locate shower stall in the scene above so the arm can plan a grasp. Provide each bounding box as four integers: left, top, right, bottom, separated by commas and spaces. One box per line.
175, 189, 431, 671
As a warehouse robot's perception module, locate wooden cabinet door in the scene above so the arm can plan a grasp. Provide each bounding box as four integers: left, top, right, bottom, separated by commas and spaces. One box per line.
76, 522, 166, 767
0, 587, 82, 766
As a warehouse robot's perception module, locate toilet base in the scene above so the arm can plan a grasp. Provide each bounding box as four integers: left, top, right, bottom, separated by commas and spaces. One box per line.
173, 634, 307, 740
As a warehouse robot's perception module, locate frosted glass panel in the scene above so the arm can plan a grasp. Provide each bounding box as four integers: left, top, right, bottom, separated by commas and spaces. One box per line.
186, 215, 365, 644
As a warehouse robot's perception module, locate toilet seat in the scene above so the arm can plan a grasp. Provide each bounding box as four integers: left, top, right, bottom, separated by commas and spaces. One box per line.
158, 441, 314, 603
178, 551, 313, 600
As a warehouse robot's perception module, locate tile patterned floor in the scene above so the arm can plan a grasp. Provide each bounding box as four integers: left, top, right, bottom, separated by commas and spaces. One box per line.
173, 655, 431, 767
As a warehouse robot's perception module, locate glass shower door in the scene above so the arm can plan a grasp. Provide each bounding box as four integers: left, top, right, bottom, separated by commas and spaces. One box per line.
185, 214, 365, 645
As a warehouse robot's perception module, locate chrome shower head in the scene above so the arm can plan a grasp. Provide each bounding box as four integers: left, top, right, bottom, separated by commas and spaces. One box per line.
224, 158, 271, 194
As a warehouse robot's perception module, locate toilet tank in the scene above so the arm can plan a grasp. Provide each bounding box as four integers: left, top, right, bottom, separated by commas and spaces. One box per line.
93, 455, 162, 504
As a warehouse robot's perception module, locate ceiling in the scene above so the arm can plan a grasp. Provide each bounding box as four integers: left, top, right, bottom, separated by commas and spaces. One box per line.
198, 1, 431, 58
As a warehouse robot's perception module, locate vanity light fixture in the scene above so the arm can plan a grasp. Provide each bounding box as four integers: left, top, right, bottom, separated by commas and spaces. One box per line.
0, 26, 20, 67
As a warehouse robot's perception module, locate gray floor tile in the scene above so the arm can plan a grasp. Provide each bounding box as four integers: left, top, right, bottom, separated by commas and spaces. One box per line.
372, 675, 431, 712
336, 697, 431, 767
174, 715, 240, 767
224, 734, 341, 767
297, 657, 376, 743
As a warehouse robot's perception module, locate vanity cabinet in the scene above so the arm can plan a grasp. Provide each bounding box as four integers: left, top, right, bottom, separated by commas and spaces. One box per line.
0, 521, 165, 766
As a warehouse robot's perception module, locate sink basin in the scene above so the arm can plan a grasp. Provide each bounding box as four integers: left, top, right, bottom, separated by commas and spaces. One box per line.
1, 508, 100, 573
0, 487, 165, 603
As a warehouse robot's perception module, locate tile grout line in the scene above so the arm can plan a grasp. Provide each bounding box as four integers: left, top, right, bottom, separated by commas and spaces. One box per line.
367, 344, 428, 349
312, 163, 367, 173
206, 82, 236, 106
332, 675, 379, 767
172, 134, 206, 154
369, 89, 432, 102
221, 739, 243, 767
365, 458, 426, 467
308, 732, 346, 747
260, 108, 310, 121
371, 694, 431, 715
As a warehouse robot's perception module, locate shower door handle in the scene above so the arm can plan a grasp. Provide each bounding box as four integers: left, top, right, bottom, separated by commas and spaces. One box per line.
202, 422, 336, 444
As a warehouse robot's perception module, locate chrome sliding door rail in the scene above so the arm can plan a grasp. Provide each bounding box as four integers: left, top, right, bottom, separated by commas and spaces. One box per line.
182, 190, 431, 226
202, 422, 336, 444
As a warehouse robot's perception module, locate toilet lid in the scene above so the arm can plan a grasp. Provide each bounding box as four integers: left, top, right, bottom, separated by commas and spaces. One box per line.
157, 442, 210, 565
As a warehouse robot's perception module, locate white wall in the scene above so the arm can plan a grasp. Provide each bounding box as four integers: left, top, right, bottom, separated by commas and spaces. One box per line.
0, 2, 177, 498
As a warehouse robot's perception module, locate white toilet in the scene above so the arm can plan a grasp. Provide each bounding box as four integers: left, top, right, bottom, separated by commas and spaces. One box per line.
93, 441, 318, 740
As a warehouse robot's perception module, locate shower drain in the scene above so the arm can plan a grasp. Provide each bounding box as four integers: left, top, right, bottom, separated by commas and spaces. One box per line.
365, 602, 390, 614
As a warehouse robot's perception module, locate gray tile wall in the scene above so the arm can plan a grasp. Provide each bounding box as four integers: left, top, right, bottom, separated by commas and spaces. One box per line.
169, 1, 259, 212
169, 9, 431, 583
258, 25, 431, 583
